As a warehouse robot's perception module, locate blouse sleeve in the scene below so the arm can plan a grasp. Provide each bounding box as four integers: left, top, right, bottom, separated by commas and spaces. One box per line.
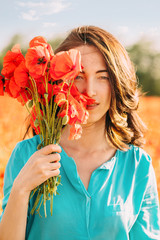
0, 137, 38, 222
0, 142, 26, 222
129, 163, 160, 239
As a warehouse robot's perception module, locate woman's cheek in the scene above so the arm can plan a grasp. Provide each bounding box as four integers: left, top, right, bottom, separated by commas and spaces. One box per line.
74, 81, 86, 94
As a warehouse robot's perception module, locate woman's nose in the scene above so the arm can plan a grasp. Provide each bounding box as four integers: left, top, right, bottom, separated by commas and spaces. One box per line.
85, 79, 96, 97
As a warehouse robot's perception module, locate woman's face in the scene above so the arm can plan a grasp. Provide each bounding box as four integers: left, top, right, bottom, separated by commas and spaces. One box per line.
74, 45, 111, 125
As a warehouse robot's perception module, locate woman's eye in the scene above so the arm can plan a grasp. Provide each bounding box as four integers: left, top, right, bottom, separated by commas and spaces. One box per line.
75, 75, 84, 80
98, 76, 109, 80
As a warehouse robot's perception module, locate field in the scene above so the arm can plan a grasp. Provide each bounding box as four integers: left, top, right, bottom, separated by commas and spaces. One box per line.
0, 95, 160, 214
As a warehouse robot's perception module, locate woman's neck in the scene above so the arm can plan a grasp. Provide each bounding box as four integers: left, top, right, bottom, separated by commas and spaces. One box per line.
60, 117, 113, 154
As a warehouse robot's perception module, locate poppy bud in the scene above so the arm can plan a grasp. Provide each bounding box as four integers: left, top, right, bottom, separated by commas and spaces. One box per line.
28, 100, 33, 108
62, 115, 69, 125
34, 118, 39, 127
44, 93, 48, 99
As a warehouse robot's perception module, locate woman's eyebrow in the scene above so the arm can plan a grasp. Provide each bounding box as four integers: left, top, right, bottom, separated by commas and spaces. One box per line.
80, 70, 108, 74
96, 70, 108, 74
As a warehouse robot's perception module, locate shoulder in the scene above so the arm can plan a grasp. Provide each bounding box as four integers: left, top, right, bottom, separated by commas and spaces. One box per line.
116, 145, 152, 187
12, 135, 41, 158
118, 144, 151, 168
5, 135, 41, 173
129, 144, 151, 161
14, 135, 41, 157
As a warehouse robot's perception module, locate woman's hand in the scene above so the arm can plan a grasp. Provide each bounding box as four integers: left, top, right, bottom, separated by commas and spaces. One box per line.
13, 144, 62, 196
0, 144, 62, 240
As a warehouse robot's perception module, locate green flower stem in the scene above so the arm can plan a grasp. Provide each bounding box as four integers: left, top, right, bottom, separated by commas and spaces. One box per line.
50, 102, 58, 141
36, 195, 43, 217
43, 184, 47, 218
49, 84, 54, 122
29, 80, 75, 218
19, 94, 35, 123
30, 187, 43, 215
29, 77, 45, 140
30, 174, 61, 217
50, 193, 53, 216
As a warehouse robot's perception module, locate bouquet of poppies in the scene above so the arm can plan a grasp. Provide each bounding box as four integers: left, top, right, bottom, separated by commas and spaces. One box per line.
0, 36, 95, 217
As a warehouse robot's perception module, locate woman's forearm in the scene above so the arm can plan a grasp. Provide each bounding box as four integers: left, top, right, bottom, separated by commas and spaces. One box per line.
0, 182, 30, 240
0, 144, 62, 240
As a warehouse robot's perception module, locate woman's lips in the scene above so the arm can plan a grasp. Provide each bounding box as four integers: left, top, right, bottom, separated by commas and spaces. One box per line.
86, 103, 99, 110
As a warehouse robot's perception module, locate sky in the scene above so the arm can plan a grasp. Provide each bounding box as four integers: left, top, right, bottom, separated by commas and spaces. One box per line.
1, 0, 160, 51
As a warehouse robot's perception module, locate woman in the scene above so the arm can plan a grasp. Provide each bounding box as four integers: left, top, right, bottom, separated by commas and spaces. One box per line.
0, 26, 160, 239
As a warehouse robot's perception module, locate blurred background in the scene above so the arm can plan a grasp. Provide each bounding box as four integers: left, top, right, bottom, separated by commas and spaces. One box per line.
0, 0, 160, 212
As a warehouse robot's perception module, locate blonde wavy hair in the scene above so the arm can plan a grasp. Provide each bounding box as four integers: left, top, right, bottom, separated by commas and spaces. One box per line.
54, 25, 147, 151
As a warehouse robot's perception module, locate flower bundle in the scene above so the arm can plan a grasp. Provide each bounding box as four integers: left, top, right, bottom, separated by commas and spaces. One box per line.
0, 36, 95, 217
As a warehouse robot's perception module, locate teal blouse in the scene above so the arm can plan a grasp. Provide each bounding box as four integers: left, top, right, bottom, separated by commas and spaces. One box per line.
0, 135, 160, 239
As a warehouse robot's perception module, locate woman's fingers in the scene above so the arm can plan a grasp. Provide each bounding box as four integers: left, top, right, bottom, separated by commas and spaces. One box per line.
49, 161, 61, 170
38, 144, 61, 155
47, 169, 60, 178
45, 152, 61, 163
14, 144, 62, 193
38, 158, 61, 173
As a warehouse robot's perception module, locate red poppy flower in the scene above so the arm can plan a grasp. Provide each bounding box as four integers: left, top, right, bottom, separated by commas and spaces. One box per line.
14, 61, 30, 88
70, 83, 95, 108
0, 75, 4, 95
36, 81, 56, 104
69, 101, 89, 125
29, 36, 48, 47
17, 90, 32, 105
59, 109, 67, 118
25, 45, 50, 77
1, 45, 25, 78
56, 82, 93, 125
67, 94, 88, 125
56, 93, 88, 125
11, 44, 21, 53
54, 92, 67, 106
69, 124, 82, 140
63, 82, 95, 108
29, 36, 54, 56
4, 77, 32, 105
9, 77, 21, 98
4, 80, 13, 97
50, 49, 82, 82
3, 77, 20, 98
